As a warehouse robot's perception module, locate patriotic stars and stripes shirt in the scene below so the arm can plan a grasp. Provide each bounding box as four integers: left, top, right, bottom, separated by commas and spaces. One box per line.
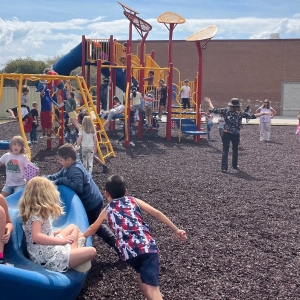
105, 196, 158, 261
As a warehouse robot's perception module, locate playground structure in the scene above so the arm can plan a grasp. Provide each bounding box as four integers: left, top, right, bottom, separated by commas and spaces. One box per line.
49, 1, 218, 146
0, 73, 115, 163
0, 1, 218, 160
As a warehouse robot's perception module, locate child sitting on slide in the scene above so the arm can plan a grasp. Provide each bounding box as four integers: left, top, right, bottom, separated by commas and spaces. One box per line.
101, 96, 125, 128
19, 177, 96, 272
0, 194, 13, 265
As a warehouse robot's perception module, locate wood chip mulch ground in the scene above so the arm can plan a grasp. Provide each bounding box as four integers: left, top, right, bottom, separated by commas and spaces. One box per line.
1, 120, 300, 300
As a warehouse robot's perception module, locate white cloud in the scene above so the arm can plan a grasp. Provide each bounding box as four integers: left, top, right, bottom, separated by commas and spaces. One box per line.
0, 15, 299, 68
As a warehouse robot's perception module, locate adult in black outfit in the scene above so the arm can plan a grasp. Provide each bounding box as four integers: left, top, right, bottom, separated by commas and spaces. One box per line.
204, 97, 269, 173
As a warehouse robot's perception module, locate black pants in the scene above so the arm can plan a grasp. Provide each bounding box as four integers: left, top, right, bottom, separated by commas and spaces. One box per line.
87, 203, 116, 248
221, 132, 240, 170
182, 98, 190, 109
101, 97, 107, 111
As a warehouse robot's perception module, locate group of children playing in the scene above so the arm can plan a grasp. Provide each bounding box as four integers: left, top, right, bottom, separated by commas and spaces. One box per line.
0, 137, 187, 299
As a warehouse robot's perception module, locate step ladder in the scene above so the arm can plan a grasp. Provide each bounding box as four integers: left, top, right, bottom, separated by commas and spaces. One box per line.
73, 77, 115, 163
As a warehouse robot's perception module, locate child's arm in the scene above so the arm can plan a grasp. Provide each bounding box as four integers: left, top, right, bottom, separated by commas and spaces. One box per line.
83, 208, 106, 238
0, 196, 13, 244
76, 134, 82, 147
46, 168, 65, 181
135, 198, 187, 241
32, 220, 75, 245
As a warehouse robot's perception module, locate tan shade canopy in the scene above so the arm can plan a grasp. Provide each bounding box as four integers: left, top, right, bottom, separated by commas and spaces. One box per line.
186, 25, 218, 41
157, 12, 186, 24
124, 11, 152, 32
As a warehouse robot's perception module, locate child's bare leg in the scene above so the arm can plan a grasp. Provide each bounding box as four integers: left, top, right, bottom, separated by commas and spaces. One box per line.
136, 274, 163, 300
57, 224, 81, 249
103, 120, 109, 128
0, 206, 6, 254
70, 117, 80, 130
1, 191, 9, 198
93, 155, 103, 166
7, 109, 15, 117
68, 247, 96, 269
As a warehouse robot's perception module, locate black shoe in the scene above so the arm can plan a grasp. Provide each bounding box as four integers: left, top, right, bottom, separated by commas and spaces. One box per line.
232, 166, 239, 170
102, 165, 108, 173
0, 259, 6, 264
221, 169, 227, 173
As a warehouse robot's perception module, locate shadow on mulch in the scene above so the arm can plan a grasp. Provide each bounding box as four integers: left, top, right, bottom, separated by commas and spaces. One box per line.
1, 121, 300, 299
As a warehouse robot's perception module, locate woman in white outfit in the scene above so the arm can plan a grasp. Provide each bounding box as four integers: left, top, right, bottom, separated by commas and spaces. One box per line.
255, 99, 276, 141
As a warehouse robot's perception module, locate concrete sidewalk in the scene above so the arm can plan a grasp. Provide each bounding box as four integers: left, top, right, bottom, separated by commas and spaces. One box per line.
213, 116, 298, 126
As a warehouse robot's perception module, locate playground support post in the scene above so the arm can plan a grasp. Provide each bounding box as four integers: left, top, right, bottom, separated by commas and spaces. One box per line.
195, 41, 203, 142
58, 90, 64, 146
166, 63, 173, 141
81, 35, 86, 80
125, 52, 132, 148
96, 60, 102, 114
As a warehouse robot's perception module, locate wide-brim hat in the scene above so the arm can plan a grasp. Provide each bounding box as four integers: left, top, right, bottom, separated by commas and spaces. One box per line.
228, 98, 242, 107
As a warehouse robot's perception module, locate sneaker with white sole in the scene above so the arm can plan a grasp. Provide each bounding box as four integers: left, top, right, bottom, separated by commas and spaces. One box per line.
73, 260, 91, 272
7, 116, 16, 119
39, 135, 46, 139
78, 237, 86, 248
130, 141, 135, 146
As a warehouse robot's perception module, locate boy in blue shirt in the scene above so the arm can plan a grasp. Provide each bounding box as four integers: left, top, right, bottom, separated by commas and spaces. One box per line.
46, 144, 117, 254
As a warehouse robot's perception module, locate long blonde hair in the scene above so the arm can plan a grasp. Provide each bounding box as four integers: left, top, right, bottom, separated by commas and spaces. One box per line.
82, 116, 95, 134
19, 177, 64, 222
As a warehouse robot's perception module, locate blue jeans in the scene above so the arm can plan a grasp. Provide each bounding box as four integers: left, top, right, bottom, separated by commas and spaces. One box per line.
118, 124, 135, 142
30, 127, 37, 141
207, 121, 213, 140
65, 131, 77, 144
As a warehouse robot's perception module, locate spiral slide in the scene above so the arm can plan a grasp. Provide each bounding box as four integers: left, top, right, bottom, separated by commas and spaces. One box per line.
53, 42, 126, 92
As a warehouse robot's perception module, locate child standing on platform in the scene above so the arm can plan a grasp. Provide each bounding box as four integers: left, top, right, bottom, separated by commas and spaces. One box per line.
0, 136, 30, 197
0, 194, 13, 265
144, 90, 154, 128
30, 102, 39, 144
76, 116, 97, 174
130, 87, 142, 122
19, 177, 96, 272
83, 175, 187, 300
180, 79, 191, 112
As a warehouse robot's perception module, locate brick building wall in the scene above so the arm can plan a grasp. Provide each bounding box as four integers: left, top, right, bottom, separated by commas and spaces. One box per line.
132, 39, 300, 115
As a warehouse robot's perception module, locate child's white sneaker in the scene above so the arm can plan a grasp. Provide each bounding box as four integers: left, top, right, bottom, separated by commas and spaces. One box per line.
73, 260, 91, 272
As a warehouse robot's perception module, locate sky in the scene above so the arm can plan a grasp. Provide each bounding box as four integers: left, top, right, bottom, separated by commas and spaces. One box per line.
0, 0, 299, 68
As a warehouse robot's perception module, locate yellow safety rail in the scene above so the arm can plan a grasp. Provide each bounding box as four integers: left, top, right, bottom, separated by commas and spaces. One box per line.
86, 39, 110, 63
114, 41, 127, 66
124, 82, 130, 142
75, 77, 115, 162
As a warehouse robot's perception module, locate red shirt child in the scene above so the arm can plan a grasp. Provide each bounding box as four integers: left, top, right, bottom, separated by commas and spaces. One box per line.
23, 115, 33, 134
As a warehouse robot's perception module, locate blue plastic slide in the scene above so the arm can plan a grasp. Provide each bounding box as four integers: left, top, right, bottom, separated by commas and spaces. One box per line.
53, 42, 126, 92
1, 185, 92, 300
